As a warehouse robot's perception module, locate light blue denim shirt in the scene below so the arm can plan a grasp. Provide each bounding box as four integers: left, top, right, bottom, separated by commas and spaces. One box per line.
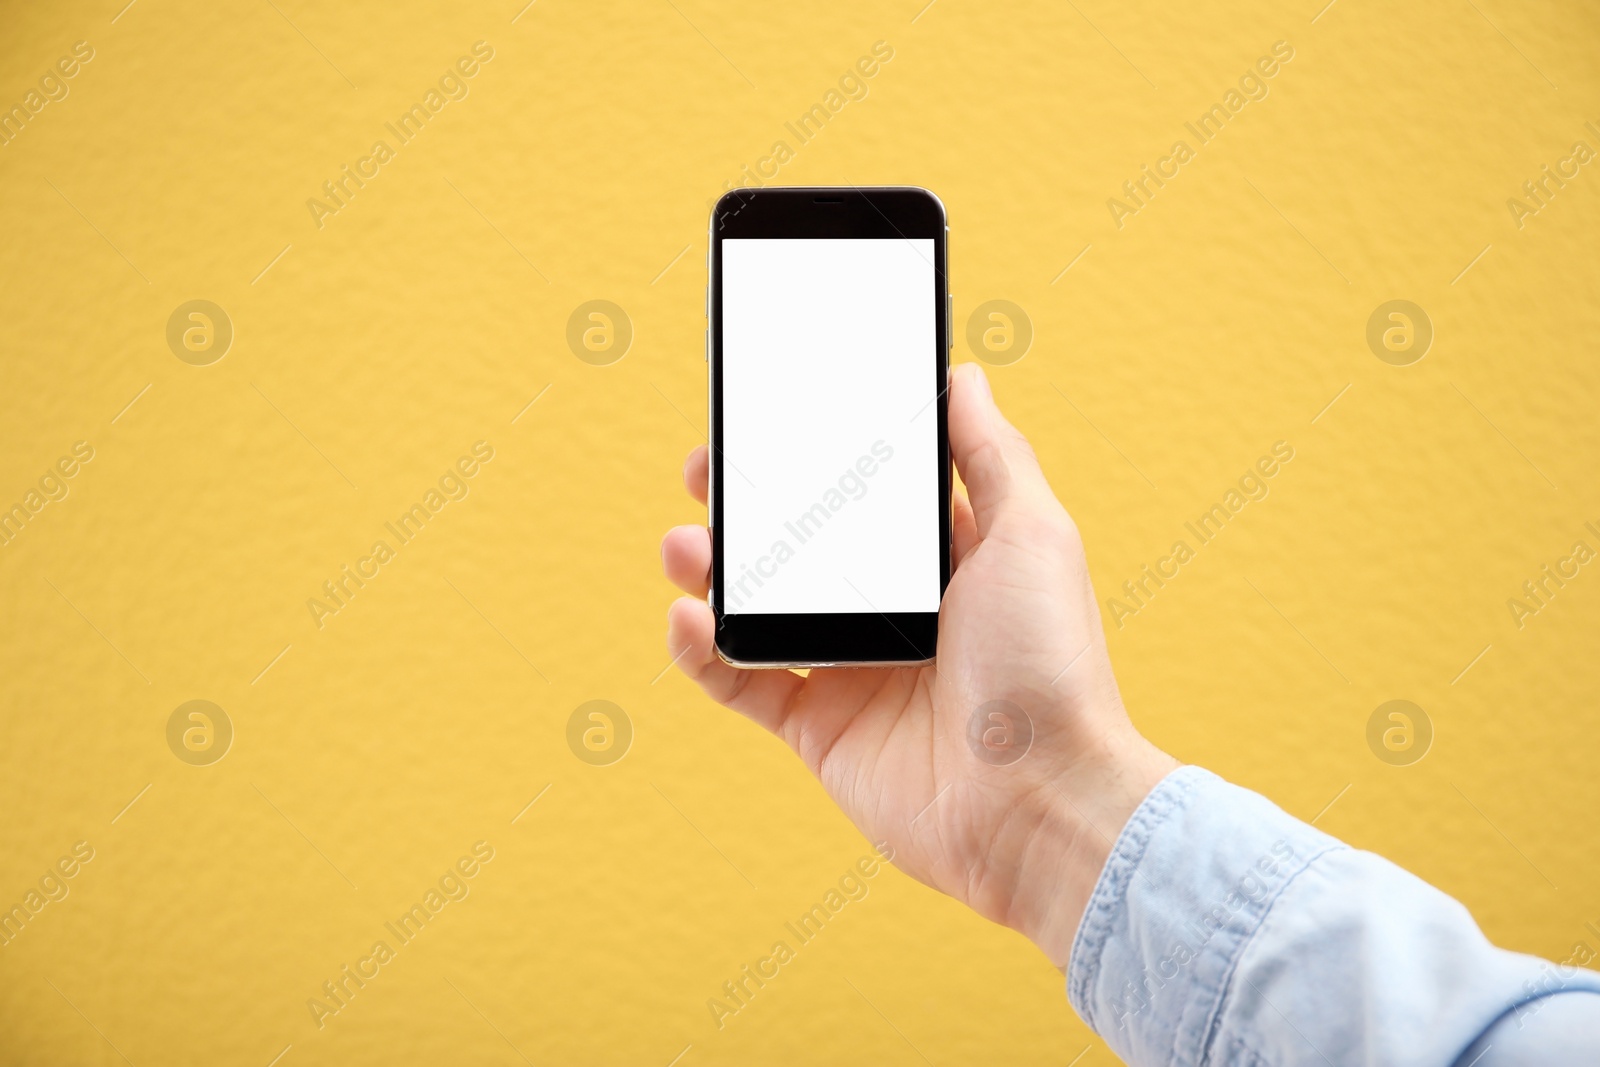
1068, 766, 1600, 1066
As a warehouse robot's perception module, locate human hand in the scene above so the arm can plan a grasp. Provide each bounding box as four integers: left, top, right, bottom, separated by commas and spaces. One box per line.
661, 363, 1177, 965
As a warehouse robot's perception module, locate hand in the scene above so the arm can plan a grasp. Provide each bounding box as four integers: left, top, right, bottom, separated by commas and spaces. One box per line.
661, 363, 1178, 965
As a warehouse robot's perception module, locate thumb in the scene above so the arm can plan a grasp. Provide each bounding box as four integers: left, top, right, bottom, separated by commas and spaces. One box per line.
948, 362, 1053, 536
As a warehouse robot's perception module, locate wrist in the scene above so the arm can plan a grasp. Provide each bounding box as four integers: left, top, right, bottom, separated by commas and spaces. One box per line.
1001, 731, 1178, 967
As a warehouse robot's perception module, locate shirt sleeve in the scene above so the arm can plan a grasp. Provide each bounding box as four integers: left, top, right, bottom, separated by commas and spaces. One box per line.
1066, 765, 1600, 1067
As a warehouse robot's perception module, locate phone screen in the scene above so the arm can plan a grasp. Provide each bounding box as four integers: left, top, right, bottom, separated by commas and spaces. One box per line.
720, 237, 940, 616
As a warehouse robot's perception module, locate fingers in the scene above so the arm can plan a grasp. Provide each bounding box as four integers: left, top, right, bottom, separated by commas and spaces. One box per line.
667, 597, 803, 735
669, 446, 800, 732
661, 524, 711, 597
683, 445, 708, 506
947, 363, 1054, 537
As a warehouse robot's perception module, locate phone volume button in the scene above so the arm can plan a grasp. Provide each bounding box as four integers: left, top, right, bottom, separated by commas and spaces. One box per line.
705, 328, 710, 362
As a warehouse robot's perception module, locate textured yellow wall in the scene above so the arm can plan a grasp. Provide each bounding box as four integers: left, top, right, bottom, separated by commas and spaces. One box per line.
2, 1, 1598, 1064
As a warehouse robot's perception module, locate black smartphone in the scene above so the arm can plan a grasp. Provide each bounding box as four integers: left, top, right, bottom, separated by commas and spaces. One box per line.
707, 186, 952, 667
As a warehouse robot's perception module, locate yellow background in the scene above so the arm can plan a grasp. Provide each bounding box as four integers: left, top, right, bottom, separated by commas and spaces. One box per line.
2, 0, 1598, 1063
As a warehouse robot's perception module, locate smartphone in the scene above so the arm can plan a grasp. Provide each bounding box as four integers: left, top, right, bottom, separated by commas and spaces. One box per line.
707, 186, 952, 667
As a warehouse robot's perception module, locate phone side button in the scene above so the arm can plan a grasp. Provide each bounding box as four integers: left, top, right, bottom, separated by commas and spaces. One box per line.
705, 328, 710, 362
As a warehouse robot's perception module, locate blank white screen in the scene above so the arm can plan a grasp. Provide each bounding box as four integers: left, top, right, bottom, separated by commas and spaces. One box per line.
721, 237, 939, 615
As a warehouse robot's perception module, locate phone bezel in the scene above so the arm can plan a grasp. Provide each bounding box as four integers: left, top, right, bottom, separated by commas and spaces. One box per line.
707, 186, 952, 668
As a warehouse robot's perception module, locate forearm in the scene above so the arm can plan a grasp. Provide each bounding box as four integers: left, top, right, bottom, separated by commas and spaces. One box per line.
1052, 765, 1600, 1066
